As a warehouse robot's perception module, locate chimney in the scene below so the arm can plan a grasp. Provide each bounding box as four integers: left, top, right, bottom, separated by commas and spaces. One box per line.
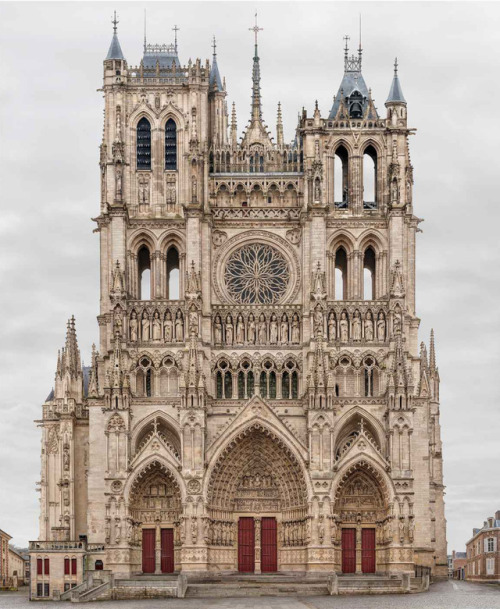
495, 510, 500, 521
452, 550, 456, 559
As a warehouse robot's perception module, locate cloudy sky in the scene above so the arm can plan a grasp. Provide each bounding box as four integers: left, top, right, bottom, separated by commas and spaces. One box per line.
0, 1, 499, 554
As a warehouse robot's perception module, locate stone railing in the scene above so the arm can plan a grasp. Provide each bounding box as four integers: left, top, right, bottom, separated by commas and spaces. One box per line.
29, 540, 86, 552
212, 207, 301, 221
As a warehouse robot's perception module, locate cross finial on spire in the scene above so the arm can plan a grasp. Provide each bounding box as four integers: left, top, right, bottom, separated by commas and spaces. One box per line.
394, 57, 398, 75
249, 12, 263, 46
343, 34, 350, 55
212, 35, 217, 56
112, 11, 119, 34
173, 24, 180, 53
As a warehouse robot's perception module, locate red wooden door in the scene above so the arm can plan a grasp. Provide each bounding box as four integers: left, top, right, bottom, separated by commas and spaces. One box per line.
361, 528, 376, 573
238, 517, 255, 573
341, 528, 356, 573
142, 529, 156, 573
261, 517, 277, 572
161, 528, 174, 573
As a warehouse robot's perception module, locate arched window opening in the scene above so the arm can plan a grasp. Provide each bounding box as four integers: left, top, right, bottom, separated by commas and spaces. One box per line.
166, 247, 180, 300
334, 146, 349, 208
165, 119, 177, 170
216, 371, 223, 398
363, 247, 376, 300
335, 246, 348, 300
260, 361, 277, 399
146, 368, 152, 397
335, 383, 340, 397
224, 370, 233, 399
363, 146, 377, 209
138, 246, 151, 300
364, 368, 372, 397
215, 360, 232, 399
137, 117, 151, 170
237, 361, 254, 399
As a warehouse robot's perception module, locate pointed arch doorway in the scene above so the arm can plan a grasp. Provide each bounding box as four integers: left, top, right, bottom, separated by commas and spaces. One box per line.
207, 424, 308, 573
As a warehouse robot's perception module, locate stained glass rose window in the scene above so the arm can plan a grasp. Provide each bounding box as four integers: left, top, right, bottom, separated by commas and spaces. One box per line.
224, 243, 290, 304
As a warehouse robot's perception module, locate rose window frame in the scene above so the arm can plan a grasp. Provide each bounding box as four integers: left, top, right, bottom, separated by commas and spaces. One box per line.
212, 231, 300, 306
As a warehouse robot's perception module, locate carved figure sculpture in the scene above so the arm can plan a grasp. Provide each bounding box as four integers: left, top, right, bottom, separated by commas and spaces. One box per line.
314, 306, 324, 337
291, 313, 300, 344
340, 311, 349, 342
225, 315, 234, 346
214, 315, 222, 344
164, 310, 173, 342
269, 314, 278, 344
130, 311, 138, 342
377, 312, 386, 341
247, 313, 256, 344
175, 310, 184, 341
142, 313, 150, 341
365, 311, 374, 341
152, 311, 162, 341
353, 310, 362, 341
328, 312, 336, 341
280, 314, 289, 344
258, 314, 267, 344
236, 314, 245, 344
189, 307, 199, 336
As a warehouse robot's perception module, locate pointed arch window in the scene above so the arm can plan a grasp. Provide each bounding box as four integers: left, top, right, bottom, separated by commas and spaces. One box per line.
335, 246, 348, 300
166, 246, 180, 300
334, 145, 349, 208
165, 119, 177, 170
137, 117, 151, 170
138, 246, 151, 300
363, 145, 377, 209
363, 247, 376, 300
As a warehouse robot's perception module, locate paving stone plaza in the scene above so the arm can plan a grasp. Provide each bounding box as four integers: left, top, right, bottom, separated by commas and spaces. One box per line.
2, 581, 500, 609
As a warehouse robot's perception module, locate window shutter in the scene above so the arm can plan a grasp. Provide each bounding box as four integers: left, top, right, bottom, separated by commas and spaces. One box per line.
64, 558, 70, 575
37, 558, 43, 575
44, 557, 50, 575
485, 538, 489, 553
71, 558, 77, 575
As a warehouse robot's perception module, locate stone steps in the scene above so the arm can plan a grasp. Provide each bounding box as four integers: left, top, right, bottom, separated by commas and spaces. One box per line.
337, 576, 405, 595
186, 581, 329, 597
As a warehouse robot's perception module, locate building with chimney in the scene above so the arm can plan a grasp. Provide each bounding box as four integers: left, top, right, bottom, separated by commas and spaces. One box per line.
465, 512, 500, 583
29, 14, 447, 600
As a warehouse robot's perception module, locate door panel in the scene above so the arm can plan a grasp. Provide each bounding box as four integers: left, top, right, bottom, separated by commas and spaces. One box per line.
261, 517, 277, 573
142, 529, 156, 573
361, 528, 376, 573
342, 528, 356, 573
161, 528, 174, 573
238, 517, 255, 573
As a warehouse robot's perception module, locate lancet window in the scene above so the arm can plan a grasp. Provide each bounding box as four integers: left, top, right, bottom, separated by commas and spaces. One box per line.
135, 356, 153, 397
335, 247, 348, 300
363, 247, 376, 300
215, 359, 233, 399
136, 117, 151, 170
363, 145, 378, 209
159, 356, 179, 396
164, 119, 177, 170
237, 360, 255, 399
166, 246, 180, 299
260, 359, 277, 399
138, 246, 151, 300
334, 145, 349, 208
282, 359, 299, 399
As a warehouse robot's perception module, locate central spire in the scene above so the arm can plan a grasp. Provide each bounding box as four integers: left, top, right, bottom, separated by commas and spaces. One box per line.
249, 13, 263, 122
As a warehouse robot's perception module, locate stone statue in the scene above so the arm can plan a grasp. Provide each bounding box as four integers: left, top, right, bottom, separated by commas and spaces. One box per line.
247, 314, 256, 344
340, 311, 349, 342
141, 313, 150, 341
191, 175, 197, 203
394, 310, 402, 335
214, 315, 222, 344
138, 176, 149, 205
377, 312, 386, 341
365, 311, 374, 341
166, 176, 176, 209
314, 179, 321, 202
269, 314, 278, 344
317, 515, 325, 545
191, 517, 198, 544
258, 314, 267, 344
236, 314, 245, 344
105, 518, 111, 544
352, 310, 362, 341
328, 312, 336, 341
225, 315, 234, 346
391, 178, 399, 203
175, 310, 184, 342
115, 163, 123, 198
291, 313, 300, 344
280, 314, 289, 344
130, 311, 138, 342
313, 306, 324, 337
115, 517, 122, 544
164, 310, 173, 342
189, 307, 199, 336
152, 311, 162, 341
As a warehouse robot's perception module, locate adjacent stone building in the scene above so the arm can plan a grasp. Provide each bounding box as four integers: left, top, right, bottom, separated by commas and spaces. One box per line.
0, 529, 12, 586
466, 512, 500, 583
29, 15, 447, 600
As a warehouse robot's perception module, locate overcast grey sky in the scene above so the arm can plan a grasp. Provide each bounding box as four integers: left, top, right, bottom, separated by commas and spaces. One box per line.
0, 1, 499, 554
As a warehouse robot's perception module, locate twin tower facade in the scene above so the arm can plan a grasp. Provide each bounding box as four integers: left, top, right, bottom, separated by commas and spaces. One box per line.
30, 15, 447, 600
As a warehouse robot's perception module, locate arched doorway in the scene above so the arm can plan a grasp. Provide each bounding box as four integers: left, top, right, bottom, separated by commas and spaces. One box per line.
129, 460, 182, 574
207, 424, 308, 573
332, 461, 392, 575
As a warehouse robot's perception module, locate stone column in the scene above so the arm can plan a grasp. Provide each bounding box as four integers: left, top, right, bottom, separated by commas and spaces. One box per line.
254, 518, 262, 574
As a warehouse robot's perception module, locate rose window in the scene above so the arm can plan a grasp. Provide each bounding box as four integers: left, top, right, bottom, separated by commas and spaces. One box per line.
224, 243, 290, 304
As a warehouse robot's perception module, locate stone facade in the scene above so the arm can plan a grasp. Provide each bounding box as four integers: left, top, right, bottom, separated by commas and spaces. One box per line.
29, 16, 447, 599
465, 512, 500, 583
0, 529, 12, 585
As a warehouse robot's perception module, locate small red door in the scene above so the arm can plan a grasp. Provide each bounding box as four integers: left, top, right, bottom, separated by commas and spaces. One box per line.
361, 528, 376, 573
261, 517, 277, 572
161, 528, 174, 573
238, 517, 255, 573
142, 529, 156, 573
342, 528, 356, 573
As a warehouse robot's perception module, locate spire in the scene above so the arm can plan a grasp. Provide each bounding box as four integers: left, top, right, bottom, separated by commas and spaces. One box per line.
386, 58, 406, 104
105, 11, 125, 61
276, 102, 284, 147
231, 102, 238, 146
429, 329, 436, 372
249, 13, 264, 122
209, 36, 223, 92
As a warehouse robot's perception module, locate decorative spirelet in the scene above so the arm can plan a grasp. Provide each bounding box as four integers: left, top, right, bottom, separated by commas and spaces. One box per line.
224, 243, 290, 304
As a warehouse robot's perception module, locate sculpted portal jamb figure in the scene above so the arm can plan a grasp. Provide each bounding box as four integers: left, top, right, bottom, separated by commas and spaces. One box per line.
164, 310, 173, 342
130, 311, 138, 341
175, 310, 184, 341
247, 313, 256, 344
141, 312, 150, 341
225, 314, 234, 345
236, 314, 245, 344
152, 311, 162, 341
214, 315, 222, 344
352, 310, 362, 341
269, 313, 278, 344
365, 310, 374, 341
340, 311, 349, 342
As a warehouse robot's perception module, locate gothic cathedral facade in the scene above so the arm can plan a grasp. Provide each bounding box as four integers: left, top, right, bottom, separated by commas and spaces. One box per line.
30, 16, 447, 598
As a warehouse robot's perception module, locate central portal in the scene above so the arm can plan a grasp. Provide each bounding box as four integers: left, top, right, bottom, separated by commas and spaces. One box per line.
237, 517, 277, 573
